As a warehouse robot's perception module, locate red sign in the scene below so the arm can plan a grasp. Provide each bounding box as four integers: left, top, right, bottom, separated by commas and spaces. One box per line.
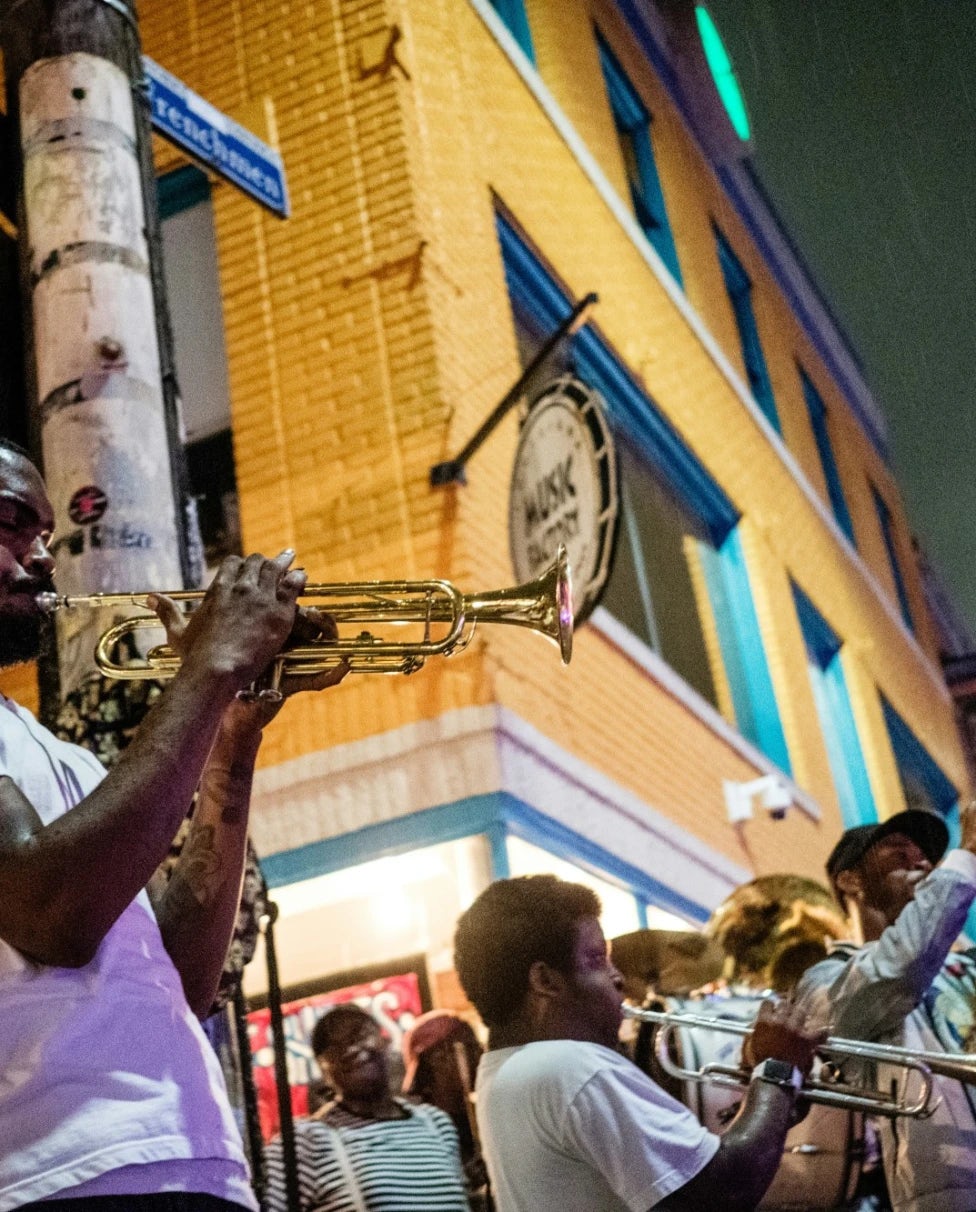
247, 972, 424, 1140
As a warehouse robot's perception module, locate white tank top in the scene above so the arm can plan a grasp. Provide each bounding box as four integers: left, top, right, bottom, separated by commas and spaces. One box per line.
0, 696, 257, 1210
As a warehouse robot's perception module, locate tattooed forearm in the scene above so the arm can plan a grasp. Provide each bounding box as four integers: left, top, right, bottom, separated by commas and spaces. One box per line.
169, 824, 224, 908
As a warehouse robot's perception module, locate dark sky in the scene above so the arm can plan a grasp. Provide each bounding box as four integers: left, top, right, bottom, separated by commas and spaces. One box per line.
703, 0, 976, 637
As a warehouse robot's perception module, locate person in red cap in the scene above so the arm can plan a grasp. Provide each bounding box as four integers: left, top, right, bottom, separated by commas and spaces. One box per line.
796, 805, 976, 1212
402, 1010, 491, 1209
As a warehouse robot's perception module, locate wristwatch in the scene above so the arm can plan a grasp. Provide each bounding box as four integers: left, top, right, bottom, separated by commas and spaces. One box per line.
750, 1058, 803, 1092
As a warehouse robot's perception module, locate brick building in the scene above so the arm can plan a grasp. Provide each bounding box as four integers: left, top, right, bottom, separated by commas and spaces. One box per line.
1, 0, 969, 1057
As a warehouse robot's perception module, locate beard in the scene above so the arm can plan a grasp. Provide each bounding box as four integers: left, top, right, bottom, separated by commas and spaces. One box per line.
0, 612, 43, 668
0, 575, 54, 668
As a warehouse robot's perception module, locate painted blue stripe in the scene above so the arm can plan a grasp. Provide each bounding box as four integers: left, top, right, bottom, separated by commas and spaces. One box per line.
261, 790, 710, 924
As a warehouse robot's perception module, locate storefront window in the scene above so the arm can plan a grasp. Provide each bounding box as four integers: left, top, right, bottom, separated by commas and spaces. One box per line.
242, 835, 493, 998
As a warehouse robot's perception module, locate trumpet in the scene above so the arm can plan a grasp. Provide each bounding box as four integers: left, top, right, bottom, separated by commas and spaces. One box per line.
623, 1004, 976, 1119
37, 546, 574, 688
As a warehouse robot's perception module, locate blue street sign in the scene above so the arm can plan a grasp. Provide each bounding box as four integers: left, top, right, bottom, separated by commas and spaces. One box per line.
143, 57, 290, 218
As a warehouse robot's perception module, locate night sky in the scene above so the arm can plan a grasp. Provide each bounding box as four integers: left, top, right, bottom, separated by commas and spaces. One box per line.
704, 1, 976, 638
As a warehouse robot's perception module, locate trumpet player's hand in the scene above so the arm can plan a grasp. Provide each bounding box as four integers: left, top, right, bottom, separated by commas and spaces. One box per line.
221, 607, 351, 733
742, 996, 824, 1077
148, 550, 303, 696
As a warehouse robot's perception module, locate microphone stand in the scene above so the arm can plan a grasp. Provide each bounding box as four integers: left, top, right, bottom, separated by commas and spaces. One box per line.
260, 902, 300, 1212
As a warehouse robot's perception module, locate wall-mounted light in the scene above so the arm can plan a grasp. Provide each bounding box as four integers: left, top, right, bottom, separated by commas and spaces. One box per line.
724, 774, 793, 823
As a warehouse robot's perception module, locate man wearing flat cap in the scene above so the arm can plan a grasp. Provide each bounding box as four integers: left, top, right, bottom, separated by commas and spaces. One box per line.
796, 805, 976, 1212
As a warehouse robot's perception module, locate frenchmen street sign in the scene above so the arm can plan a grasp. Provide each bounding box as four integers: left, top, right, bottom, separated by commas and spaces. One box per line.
143, 57, 290, 218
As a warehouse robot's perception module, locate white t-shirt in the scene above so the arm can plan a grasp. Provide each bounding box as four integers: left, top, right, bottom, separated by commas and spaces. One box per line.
0, 695, 256, 1211
476, 1040, 719, 1212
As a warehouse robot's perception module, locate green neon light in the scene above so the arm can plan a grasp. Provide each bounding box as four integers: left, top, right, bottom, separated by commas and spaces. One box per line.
695, 5, 750, 141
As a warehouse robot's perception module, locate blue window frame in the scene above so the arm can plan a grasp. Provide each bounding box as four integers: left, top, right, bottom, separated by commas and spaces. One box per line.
496, 209, 790, 771
488, 0, 535, 63
800, 368, 855, 544
793, 584, 875, 826
714, 227, 779, 432
882, 698, 957, 821
871, 487, 913, 631
597, 36, 682, 285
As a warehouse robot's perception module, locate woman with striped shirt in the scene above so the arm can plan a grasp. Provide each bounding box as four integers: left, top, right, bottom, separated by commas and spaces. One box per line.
264, 1005, 470, 1212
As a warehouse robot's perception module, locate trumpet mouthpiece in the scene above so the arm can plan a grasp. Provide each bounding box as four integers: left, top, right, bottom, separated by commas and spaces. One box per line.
35, 592, 63, 614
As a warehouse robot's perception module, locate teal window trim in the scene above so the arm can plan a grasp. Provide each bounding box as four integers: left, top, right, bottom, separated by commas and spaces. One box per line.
714, 226, 779, 433
871, 487, 914, 631
699, 532, 791, 773
800, 368, 855, 544
488, 0, 535, 63
792, 584, 875, 827
157, 164, 210, 220
260, 791, 709, 923
597, 35, 682, 286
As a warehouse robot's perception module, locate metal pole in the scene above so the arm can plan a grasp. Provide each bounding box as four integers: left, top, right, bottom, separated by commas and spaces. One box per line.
260, 902, 300, 1212
0, 0, 202, 721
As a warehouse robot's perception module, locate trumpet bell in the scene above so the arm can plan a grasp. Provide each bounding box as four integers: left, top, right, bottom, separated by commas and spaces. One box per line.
466, 543, 573, 665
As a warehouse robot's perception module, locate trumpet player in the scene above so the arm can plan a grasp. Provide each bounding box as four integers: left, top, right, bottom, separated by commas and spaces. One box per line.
454, 874, 823, 1212
795, 805, 976, 1212
0, 439, 347, 1211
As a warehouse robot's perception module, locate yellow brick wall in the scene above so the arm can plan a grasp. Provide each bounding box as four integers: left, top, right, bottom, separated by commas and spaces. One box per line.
133, 0, 970, 885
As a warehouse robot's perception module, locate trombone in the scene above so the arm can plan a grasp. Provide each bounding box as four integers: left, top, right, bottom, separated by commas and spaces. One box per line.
623, 1004, 976, 1119
37, 546, 574, 689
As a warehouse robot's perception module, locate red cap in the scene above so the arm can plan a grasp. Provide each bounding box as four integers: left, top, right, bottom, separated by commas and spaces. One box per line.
401, 1010, 467, 1094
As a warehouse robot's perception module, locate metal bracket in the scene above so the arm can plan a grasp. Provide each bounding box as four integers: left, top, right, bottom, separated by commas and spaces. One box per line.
430, 291, 598, 487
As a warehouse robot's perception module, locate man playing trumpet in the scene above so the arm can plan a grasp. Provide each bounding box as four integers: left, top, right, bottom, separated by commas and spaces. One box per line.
0, 439, 346, 1210
796, 805, 976, 1212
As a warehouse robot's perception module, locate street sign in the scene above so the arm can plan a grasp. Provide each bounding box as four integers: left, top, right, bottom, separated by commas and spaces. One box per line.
143, 56, 289, 218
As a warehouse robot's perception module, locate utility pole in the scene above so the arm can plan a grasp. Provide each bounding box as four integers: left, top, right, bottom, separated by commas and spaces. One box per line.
0, 0, 201, 723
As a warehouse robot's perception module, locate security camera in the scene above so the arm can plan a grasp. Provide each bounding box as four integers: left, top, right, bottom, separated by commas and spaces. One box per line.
758, 777, 792, 820
724, 774, 793, 823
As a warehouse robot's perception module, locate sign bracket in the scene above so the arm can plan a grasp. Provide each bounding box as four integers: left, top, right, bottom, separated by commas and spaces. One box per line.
429, 291, 598, 487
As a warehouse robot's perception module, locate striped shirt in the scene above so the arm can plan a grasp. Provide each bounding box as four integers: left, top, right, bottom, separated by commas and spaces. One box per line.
264, 1100, 469, 1212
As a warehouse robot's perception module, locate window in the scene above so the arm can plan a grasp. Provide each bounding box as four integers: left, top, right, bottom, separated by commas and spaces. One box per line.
800, 368, 854, 544
882, 697, 957, 821
793, 584, 875, 826
714, 227, 779, 432
597, 36, 682, 285
496, 209, 790, 770
600, 443, 718, 707
157, 166, 241, 569
488, 0, 534, 62
871, 486, 913, 631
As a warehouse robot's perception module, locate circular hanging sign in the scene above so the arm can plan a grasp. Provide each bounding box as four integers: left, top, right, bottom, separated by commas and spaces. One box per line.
509, 375, 619, 624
